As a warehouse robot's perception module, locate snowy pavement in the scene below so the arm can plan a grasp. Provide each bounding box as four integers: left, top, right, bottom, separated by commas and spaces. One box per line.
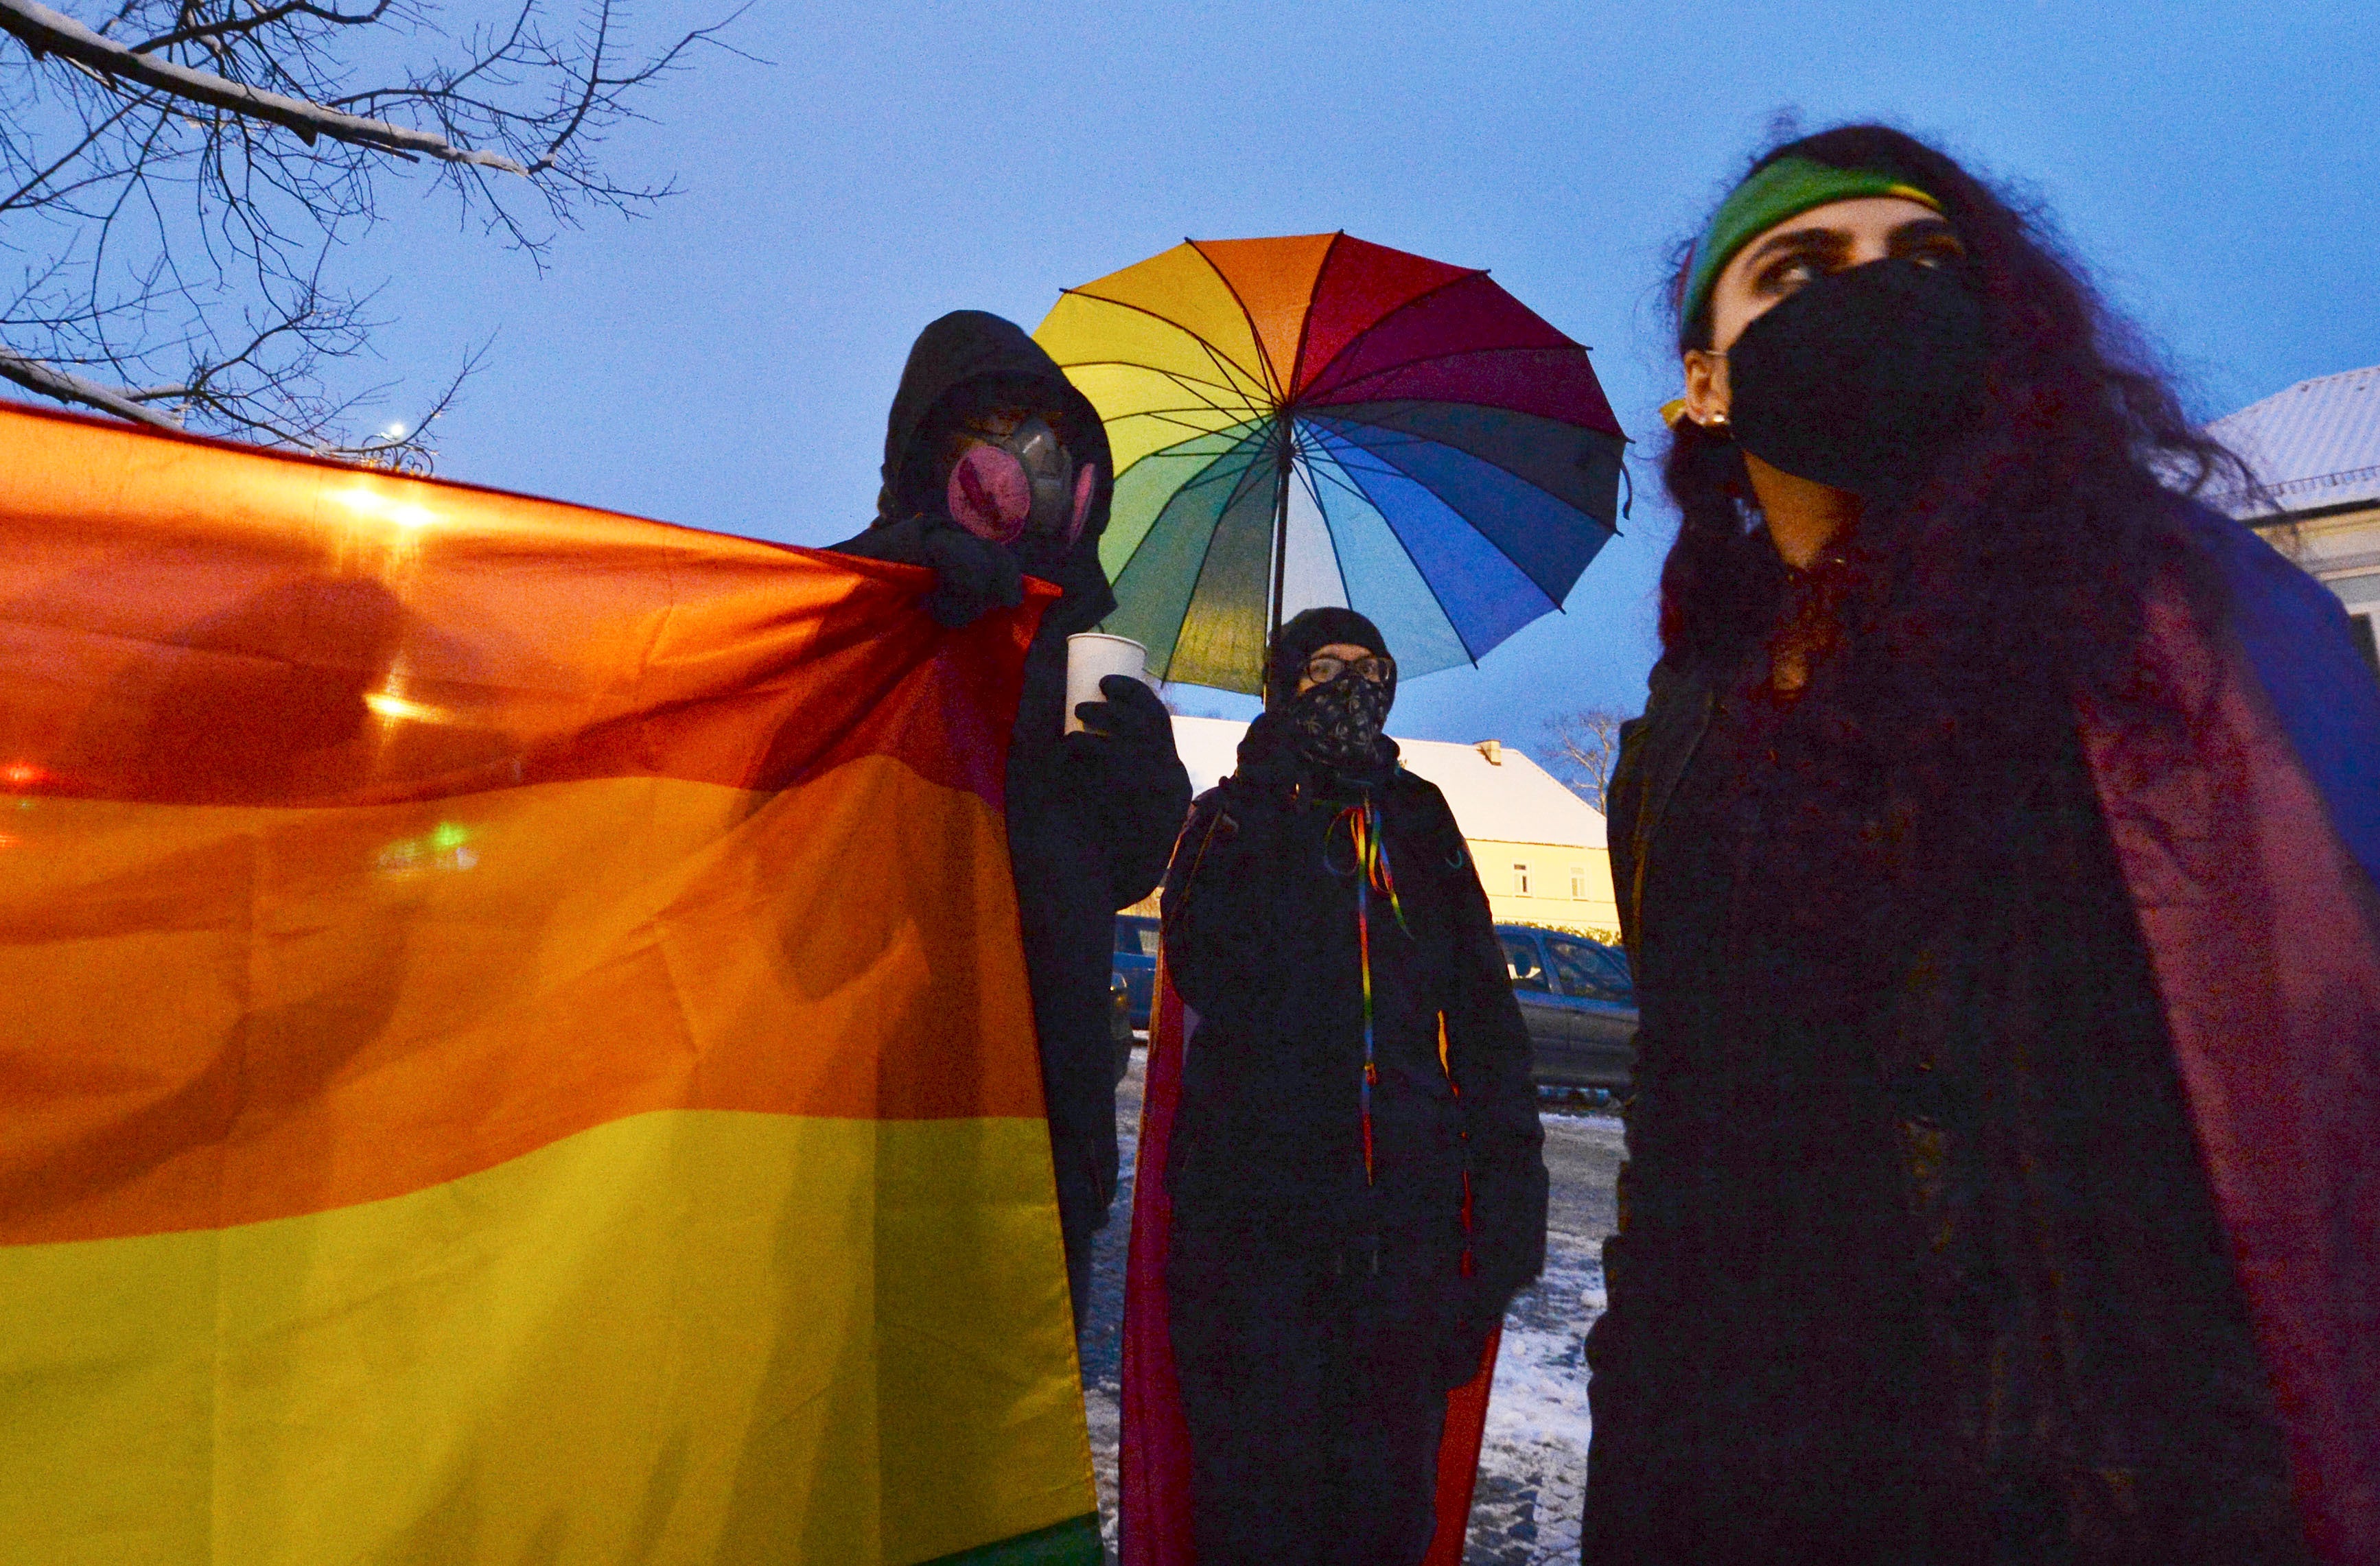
1081, 1052, 1623, 1565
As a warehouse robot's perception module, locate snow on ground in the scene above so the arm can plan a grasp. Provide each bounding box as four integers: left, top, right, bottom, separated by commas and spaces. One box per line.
1082, 1056, 1620, 1564
1463, 1246, 1605, 1565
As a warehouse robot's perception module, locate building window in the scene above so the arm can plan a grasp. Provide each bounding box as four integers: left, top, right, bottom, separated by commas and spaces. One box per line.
1511, 863, 1530, 897
1570, 865, 1588, 900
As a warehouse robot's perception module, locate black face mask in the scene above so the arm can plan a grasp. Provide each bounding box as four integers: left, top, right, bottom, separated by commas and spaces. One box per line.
1285, 672, 1394, 772
1725, 258, 1989, 501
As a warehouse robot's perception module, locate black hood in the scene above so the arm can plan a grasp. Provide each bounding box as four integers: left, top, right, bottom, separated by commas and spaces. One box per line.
1264, 606, 1390, 713
875, 309, 1117, 636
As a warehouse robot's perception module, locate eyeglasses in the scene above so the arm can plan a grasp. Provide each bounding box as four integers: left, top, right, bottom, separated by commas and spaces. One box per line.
1303, 653, 1396, 687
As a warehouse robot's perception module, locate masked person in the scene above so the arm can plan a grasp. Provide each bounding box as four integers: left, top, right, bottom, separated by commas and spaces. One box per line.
1155, 608, 1548, 1566
834, 311, 1191, 1337
1582, 126, 2380, 1565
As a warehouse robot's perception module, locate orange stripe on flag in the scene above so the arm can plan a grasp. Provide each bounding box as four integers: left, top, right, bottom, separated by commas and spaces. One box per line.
0, 761, 1042, 1245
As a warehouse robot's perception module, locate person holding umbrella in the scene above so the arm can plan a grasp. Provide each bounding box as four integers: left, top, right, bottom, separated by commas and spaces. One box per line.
1050, 232, 1615, 1564
1155, 607, 1547, 1565
1584, 124, 2380, 1563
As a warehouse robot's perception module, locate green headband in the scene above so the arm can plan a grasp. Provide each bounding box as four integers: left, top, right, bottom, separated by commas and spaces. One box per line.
1680, 157, 1943, 341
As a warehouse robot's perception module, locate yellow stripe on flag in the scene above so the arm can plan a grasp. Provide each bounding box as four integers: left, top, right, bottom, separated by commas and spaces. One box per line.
1, 1111, 1086, 1566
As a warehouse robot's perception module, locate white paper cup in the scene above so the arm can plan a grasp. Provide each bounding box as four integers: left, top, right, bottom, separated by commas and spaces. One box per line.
1064, 633, 1150, 734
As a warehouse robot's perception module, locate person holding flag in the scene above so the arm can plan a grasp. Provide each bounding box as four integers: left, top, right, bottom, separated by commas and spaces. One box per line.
835, 310, 1191, 1341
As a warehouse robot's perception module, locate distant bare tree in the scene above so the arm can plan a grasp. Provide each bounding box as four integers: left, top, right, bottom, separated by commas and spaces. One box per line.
1542, 707, 1626, 814
1, 0, 737, 467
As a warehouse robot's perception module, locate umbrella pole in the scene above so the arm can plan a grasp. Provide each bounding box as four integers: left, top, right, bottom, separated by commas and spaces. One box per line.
1268, 422, 1293, 650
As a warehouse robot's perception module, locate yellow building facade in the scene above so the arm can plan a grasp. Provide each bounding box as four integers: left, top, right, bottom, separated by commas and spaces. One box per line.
1467, 838, 1620, 937
1153, 720, 1618, 935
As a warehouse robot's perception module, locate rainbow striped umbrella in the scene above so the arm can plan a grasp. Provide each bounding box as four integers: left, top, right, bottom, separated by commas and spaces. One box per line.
1035, 232, 1626, 694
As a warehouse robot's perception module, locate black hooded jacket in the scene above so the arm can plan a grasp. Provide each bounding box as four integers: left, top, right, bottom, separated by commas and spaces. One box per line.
1160, 707, 1548, 1327
833, 312, 1191, 1243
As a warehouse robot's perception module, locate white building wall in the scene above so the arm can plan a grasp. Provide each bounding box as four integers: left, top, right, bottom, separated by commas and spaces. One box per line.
1131, 716, 1617, 928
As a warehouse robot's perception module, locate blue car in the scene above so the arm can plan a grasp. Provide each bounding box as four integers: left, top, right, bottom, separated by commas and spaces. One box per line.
1113, 913, 1159, 1032
1495, 924, 1637, 1091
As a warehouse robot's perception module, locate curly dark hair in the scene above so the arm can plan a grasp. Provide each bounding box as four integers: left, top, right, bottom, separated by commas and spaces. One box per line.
1659, 124, 2250, 797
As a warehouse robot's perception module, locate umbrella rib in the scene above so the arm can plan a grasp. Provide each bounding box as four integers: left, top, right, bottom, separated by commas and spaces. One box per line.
1112, 411, 1266, 452
1045, 359, 1255, 408
1055, 288, 1277, 406
1308, 415, 1574, 618
1119, 406, 1270, 425
1111, 425, 1278, 675
1215, 421, 1287, 513
1131, 359, 1270, 427
1307, 425, 1494, 667
1284, 231, 1346, 397
1111, 422, 1290, 507
1185, 238, 1283, 403
1307, 408, 1620, 522
1160, 422, 1284, 684
1290, 436, 1357, 609
1136, 425, 1279, 543
1131, 423, 1285, 559
1120, 375, 1269, 423
1298, 438, 1385, 511
1117, 410, 1275, 460
1292, 267, 1491, 396
1174, 445, 1276, 502
1311, 345, 1605, 414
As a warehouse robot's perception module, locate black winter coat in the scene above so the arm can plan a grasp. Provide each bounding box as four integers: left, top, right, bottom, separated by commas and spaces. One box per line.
1583, 655, 2303, 1565
1160, 717, 1548, 1322
835, 313, 1191, 1246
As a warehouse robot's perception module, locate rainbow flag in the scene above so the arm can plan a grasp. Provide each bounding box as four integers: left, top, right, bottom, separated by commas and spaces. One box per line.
0, 401, 1101, 1565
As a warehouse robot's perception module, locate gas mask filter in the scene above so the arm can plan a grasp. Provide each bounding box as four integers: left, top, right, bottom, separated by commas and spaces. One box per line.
944, 412, 1097, 556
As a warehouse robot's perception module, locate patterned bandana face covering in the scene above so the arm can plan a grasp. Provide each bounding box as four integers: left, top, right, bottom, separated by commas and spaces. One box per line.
1680, 156, 1945, 343
1286, 670, 1394, 771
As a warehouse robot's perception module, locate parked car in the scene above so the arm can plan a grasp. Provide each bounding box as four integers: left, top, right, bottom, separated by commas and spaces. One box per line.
1112, 913, 1159, 1031
1110, 970, 1136, 1084
1495, 924, 1637, 1092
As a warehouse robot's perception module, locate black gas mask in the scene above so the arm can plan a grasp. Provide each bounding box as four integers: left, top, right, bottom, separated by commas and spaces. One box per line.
943, 407, 1097, 570
1725, 257, 1990, 502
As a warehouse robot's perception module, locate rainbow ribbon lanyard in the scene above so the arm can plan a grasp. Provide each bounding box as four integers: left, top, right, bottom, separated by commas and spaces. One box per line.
1336, 796, 1408, 1187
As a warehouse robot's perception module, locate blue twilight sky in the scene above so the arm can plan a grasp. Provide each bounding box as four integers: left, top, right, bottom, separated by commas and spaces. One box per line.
354, 0, 2379, 756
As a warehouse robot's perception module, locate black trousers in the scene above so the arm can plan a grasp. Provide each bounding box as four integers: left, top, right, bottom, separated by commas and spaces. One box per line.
1167, 1209, 1460, 1566
1061, 1218, 1097, 1346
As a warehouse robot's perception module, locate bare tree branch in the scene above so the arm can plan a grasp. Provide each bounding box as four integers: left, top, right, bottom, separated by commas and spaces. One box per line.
132, 0, 392, 58
2, 0, 535, 170
0, 338, 181, 425
0, 0, 732, 458
1541, 708, 1627, 815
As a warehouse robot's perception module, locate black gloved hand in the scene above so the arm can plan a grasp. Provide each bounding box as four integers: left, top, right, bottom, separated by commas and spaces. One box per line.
1228, 708, 1303, 793
922, 525, 1024, 629
1061, 675, 1178, 791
